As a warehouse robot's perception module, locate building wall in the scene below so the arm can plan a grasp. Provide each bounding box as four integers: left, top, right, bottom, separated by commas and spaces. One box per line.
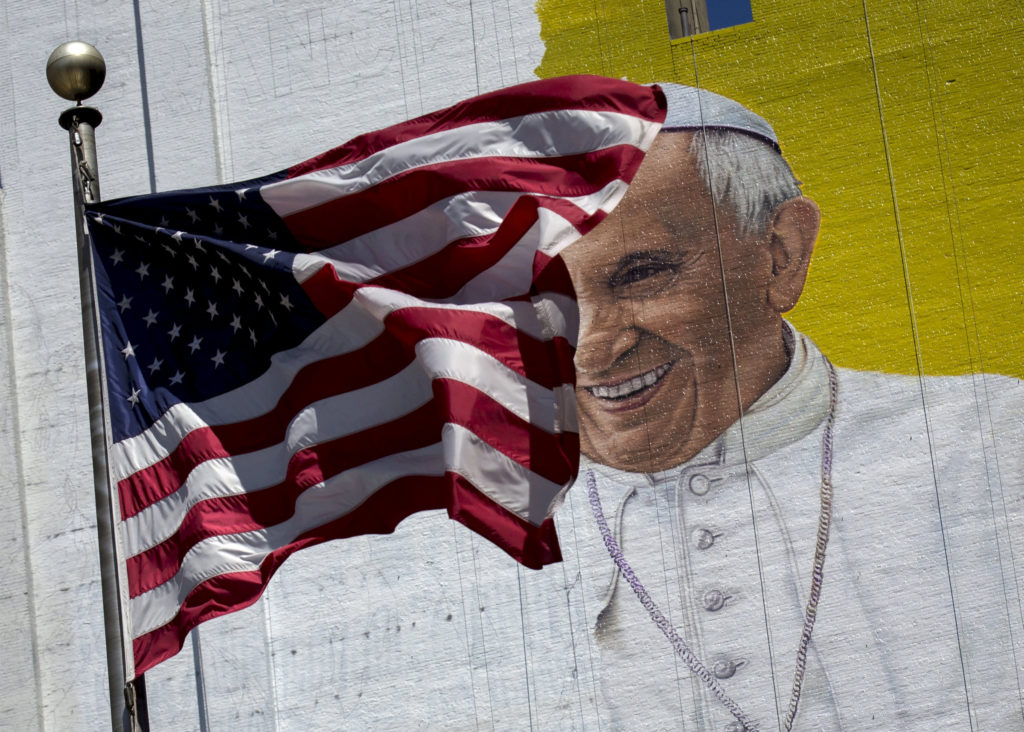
2, 1, 1021, 729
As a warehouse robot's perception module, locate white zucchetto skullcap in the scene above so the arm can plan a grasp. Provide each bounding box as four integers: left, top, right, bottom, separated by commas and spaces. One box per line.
656, 82, 780, 151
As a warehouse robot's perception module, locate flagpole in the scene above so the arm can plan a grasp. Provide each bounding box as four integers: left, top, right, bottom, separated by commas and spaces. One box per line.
47, 41, 149, 732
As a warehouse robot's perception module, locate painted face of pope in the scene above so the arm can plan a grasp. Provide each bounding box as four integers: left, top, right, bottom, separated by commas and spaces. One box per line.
561, 131, 821, 473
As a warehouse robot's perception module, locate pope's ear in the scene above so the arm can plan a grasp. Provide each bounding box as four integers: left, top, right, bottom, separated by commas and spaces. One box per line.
765, 196, 820, 313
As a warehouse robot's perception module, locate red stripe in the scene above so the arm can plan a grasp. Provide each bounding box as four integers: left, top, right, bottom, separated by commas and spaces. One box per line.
449, 474, 562, 569
285, 75, 665, 179
529, 250, 579, 303
298, 262, 356, 317
118, 306, 570, 519
282, 146, 646, 250
131, 471, 564, 677
365, 196, 541, 299
126, 379, 577, 597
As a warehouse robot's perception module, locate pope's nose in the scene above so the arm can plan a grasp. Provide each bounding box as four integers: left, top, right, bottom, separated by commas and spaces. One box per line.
575, 299, 643, 375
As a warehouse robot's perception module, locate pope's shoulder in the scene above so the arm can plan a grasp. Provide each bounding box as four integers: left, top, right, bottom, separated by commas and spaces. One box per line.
831, 366, 1024, 433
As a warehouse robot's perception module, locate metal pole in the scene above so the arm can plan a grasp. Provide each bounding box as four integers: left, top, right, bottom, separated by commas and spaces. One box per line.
679, 6, 692, 37
48, 42, 149, 732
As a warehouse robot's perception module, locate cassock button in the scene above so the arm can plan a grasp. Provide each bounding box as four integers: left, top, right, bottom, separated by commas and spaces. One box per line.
702, 589, 730, 611
712, 658, 745, 679
693, 528, 721, 549
688, 473, 712, 495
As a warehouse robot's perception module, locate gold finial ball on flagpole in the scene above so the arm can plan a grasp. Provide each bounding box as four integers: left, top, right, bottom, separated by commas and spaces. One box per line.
47, 41, 106, 102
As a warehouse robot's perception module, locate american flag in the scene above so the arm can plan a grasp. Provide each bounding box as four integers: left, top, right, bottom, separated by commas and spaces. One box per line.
85, 75, 666, 677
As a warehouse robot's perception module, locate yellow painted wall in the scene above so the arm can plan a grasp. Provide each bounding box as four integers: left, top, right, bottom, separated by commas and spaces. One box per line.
536, 0, 1024, 378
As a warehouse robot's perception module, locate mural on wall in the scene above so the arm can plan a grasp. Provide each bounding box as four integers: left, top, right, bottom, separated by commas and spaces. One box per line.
555, 83, 1024, 730
530, 0, 1024, 729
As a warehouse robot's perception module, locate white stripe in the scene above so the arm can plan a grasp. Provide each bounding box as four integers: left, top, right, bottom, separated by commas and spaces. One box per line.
532, 292, 579, 349
110, 290, 571, 480
129, 423, 565, 638
436, 207, 577, 304
260, 110, 660, 217
289, 190, 520, 283
120, 339, 576, 557
442, 423, 566, 525
415, 338, 569, 428
289, 180, 629, 286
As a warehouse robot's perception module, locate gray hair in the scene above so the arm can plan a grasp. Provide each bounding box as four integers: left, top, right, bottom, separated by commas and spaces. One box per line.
688, 128, 802, 237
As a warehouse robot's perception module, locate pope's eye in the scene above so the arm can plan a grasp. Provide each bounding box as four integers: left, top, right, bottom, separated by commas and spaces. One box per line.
616, 262, 672, 285
608, 252, 684, 295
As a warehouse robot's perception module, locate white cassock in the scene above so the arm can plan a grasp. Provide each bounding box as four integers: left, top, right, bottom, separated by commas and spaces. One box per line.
554, 324, 1024, 730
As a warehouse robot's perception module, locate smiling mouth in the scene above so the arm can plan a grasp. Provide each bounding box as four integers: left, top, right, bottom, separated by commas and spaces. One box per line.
583, 362, 674, 401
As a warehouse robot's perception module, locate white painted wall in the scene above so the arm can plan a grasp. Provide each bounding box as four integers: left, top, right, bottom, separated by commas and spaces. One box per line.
0, 2, 548, 728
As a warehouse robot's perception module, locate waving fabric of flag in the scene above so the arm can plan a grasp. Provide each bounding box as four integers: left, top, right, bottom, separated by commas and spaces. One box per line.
85, 75, 666, 677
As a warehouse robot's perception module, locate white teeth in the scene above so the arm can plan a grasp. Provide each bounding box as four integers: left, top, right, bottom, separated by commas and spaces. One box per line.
586, 363, 672, 400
